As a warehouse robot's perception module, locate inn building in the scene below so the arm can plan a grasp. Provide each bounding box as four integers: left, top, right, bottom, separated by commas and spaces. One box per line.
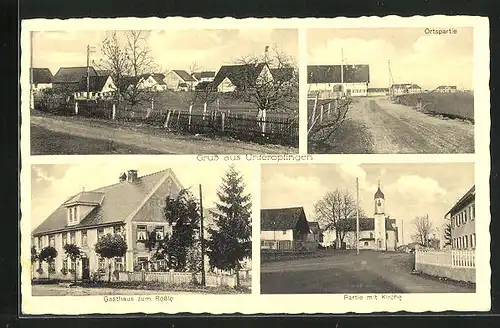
446, 185, 476, 250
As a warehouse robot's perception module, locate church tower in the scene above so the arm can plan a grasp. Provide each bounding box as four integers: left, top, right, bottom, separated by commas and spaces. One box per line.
373, 182, 387, 250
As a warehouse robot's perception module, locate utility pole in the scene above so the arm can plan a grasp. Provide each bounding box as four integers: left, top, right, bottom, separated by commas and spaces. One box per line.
401, 219, 404, 245
340, 48, 344, 97
87, 45, 90, 99
199, 184, 206, 286
356, 177, 359, 255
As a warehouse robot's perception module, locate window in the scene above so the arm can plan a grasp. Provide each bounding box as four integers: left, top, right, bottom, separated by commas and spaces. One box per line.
49, 261, 56, 272
465, 235, 469, 248
71, 259, 76, 271
81, 230, 88, 247
74, 207, 78, 221
473, 233, 476, 248
364, 242, 369, 246
470, 234, 473, 248
137, 226, 147, 241
62, 259, 68, 271
37, 237, 42, 250
115, 257, 124, 271
464, 209, 468, 222
282, 230, 287, 235
97, 228, 104, 240
62, 232, 67, 246
155, 226, 164, 240
70, 232, 76, 244
49, 235, 55, 247
471, 204, 475, 220
98, 257, 106, 270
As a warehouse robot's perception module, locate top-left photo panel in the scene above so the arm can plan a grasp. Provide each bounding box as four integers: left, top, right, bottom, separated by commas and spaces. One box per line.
26, 28, 299, 155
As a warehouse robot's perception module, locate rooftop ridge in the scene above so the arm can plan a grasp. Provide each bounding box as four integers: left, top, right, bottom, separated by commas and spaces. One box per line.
88, 169, 170, 193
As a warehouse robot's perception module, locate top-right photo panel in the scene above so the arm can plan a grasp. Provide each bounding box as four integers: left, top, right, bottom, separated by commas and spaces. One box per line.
307, 28, 474, 154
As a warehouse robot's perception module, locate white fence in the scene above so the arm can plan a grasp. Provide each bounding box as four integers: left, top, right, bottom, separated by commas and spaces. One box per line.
261, 240, 317, 252
415, 249, 475, 268
118, 271, 238, 287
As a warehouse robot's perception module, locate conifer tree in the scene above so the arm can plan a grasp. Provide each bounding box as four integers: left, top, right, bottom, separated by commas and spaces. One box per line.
206, 165, 252, 286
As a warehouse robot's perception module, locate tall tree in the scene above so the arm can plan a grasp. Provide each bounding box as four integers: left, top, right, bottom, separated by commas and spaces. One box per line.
443, 221, 452, 246
63, 243, 82, 283
98, 30, 158, 110
411, 215, 433, 246
158, 189, 200, 271
94, 233, 127, 282
234, 45, 298, 119
206, 165, 252, 287
38, 246, 58, 280
314, 189, 364, 249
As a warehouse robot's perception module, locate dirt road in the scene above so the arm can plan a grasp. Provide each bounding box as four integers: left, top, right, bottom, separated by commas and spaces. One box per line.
261, 250, 475, 294
30, 115, 296, 155
341, 97, 474, 154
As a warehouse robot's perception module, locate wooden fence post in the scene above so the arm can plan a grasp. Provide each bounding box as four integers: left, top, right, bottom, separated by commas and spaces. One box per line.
177, 110, 181, 127
164, 110, 171, 128
221, 112, 225, 132
112, 103, 116, 120
328, 102, 331, 117
203, 102, 207, 120
311, 95, 318, 126
188, 105, 193, 130
320, 104, 324, 123
261, 109, 267, 135
75, 102, 78, 115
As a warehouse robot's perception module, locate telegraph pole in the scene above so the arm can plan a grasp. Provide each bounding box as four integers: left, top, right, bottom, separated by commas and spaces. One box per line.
340, 48, 344, 97
356, 177, 360, 255
199, 184, 206, 286
87, 45, 90, 99
401, 219, 404, 245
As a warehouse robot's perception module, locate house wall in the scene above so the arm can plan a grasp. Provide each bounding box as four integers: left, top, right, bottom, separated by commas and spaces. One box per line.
386, 230, 397, 251
217, 77, 236, 93
344, 83, 368, 97
368, 90, 387, 97
451, 199, 476, 250
260, 229, 294, 241
344, 230, 376, 249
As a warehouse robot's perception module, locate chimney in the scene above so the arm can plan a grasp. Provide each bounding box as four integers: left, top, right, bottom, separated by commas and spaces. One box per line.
119, 172, 127, 183
127, 170, 138, 182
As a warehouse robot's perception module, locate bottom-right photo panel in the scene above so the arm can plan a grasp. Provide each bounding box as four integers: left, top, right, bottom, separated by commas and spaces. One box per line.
260, 162, 475, 294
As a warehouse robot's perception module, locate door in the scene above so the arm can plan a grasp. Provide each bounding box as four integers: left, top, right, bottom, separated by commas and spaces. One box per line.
81, 257, 90, 281
378, 240, 382, 249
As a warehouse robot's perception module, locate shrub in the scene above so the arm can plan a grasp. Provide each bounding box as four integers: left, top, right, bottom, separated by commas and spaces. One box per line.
60, 268, 68, 275
36, 267, 43, 275
113, 270, 120, 281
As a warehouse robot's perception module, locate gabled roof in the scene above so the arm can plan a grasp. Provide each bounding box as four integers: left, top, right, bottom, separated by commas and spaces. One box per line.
212, 63, 268, 90
367, 88, 389, 92
32, 169, 177, 236
200, 71, 216, 78
192, 72, 202, 80
341, 217, 397, 232
30, 68, 53, 84
64, 191, 105, 206
436, 85, 457, 89
270, 67, 295, 82
308, 221, 321, 234
53, 66, 98, 83
96, 70, 111, 76
76, 75, 111, 92
153, 74, 166, 85
307, 65, 370, 84
261, 206, 308, 231
446, 185, 475, 215
391, 83, 421, 89
172, 70, 197, 82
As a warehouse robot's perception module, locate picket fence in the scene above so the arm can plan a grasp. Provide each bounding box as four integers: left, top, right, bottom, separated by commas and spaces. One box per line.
415, 249, 475, 268
117, 271, 238, 288
261, 240, 318, 252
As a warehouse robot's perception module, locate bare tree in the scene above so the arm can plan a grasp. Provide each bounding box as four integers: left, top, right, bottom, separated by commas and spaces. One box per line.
314, 188, 364, 249
411, 215, 433, 246
98, 30, 158, 110
307, 95, 352, 146
233, 45, 298, 119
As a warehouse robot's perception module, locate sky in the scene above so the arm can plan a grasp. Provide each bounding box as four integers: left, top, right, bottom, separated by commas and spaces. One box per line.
31, 29, 298, 75
261, 163, 474, 244
30, 163, 253, 231
308, 28, 474, 89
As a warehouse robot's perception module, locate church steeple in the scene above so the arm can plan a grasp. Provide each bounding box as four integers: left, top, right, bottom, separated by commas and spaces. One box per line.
374, 181, 385, 214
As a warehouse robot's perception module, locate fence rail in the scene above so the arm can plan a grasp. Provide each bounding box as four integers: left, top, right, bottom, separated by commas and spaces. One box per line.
415, 249, 475, 268
118, 271, 238, 287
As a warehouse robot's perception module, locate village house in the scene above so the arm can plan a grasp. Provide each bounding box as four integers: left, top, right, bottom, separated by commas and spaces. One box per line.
30, 68, 53, 91
164, 70, 198, 91
137, 73, 168, 92
52, 66, 98, 93
367, 87, 389, 97
260, 206, 317, 251
31, 169, 185, 281
307, 64, 370, 97
212, 63, 274, 93
73, 75, 117, 100
389, 83, 423, 95
192, 71, 216, 83
447, 185, 475, 250
435, 85, 458, 93
308, 221, 323, 244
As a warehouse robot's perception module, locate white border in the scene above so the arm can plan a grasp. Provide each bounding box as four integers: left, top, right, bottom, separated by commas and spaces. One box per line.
21, 15, 490, 314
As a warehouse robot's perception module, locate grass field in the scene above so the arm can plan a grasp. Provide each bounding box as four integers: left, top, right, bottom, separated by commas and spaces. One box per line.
393, 91, 474, 121
134, 91, 298, 119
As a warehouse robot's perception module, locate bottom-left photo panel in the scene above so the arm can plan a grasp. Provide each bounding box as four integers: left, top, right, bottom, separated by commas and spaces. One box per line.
27, 162, 253, 297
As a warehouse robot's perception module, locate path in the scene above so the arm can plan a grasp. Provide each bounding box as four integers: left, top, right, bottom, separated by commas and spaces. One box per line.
261, 250, 475, 294
30, 115, 296, 155
346, 97, 474, 154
